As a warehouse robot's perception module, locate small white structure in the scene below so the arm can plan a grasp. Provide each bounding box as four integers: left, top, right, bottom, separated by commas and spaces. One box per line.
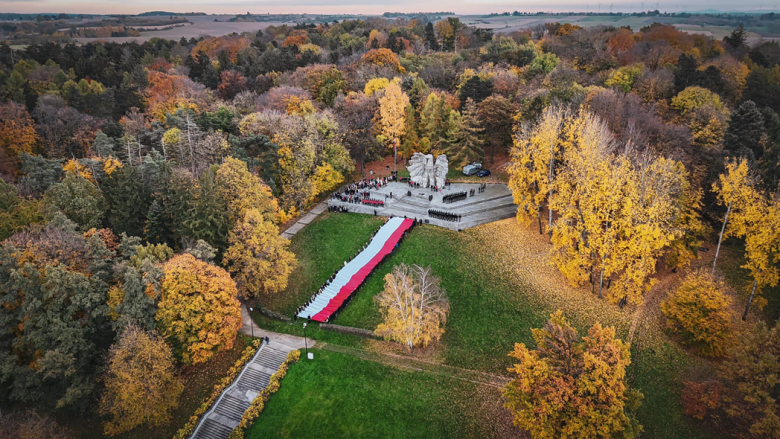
407, 153, 448, 188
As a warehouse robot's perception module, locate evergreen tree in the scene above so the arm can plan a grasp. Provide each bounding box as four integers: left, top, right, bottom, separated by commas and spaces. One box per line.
19, 153, 64, 195
144, 199, 173, 246
724, 24, 747, 50
92, 130, 117, 158
183, 169, 230, 254
450, 99, 485, 166
459, 75, 494, 104
163, 169, 197, 249
105, 165, 150, 238
424, 22, 439, 50
674, 54, 701, 93
724, 100, 765, 160
758, 108, 780, 191
43, 174, 106, 231
400, 104, 421, 158
113, 267, 156, 331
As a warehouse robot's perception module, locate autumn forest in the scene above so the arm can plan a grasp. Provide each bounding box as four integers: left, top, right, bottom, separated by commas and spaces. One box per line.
1, 12, 780, 439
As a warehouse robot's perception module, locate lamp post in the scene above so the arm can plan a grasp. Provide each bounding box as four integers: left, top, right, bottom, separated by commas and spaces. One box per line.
302, 322, 308, 357
393, 138, 398, 174
249, 307, 254, 339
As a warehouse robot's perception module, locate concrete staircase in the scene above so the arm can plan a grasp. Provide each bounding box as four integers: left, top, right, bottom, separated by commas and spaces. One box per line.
191, 342, 293, 439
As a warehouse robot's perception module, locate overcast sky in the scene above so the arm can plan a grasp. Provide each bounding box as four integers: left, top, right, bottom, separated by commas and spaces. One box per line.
0, 0, 773, 16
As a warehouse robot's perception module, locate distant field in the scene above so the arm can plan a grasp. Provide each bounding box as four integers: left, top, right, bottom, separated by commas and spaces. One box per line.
74, 15, 291, 43
459, 13, 776, 40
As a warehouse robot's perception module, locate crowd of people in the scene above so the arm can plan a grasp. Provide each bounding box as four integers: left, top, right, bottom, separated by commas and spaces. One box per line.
343, 176, 393, 195
295, 216, 419, 322
428, 209, 461, 222
443, 191, 467, 203
361, 198, 385, 207
330, 191, 386, 208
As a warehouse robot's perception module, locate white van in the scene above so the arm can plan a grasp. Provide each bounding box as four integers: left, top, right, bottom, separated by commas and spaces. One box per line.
462, 162, 482, 176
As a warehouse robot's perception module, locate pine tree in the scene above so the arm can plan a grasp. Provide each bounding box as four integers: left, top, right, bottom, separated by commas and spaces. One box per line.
92, 130, 117, 158
450, 99, 485, 167
105, 165, 150, 238
424, 22, 439, 50
183, 169, 231, 254
144, 199, 173, 245
724, 100, 765, 160
458, 75, 494, 104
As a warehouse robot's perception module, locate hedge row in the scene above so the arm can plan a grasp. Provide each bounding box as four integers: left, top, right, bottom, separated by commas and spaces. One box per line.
172, 339, 263, 439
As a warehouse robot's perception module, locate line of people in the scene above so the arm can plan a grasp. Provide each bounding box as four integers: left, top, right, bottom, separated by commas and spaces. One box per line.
428, 209, 461, 222
443, 191, 467, 203
328, 205, 349, 213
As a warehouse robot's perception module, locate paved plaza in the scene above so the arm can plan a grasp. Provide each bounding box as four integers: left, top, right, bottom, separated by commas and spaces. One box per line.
328, 181, 517, 230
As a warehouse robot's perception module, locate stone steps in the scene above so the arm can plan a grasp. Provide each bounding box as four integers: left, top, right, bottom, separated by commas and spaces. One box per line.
390, 194, 516, 219
190, 344, 295, 439
194, 419, 233, 439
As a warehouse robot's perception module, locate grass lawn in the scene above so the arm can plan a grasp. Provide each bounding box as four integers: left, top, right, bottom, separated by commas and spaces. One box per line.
259, 212, 722, 438
245, 349, 517, 439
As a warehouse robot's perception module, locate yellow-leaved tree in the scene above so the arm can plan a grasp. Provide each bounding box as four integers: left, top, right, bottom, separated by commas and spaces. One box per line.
711, 158, 759, 274
374, 264, 450, 351
508, 105, 566, 233
740, 194, 780, 320
223, 208, 296, 298
99, 324, 184, 436
215, 156, 279, 224
660, 270, 734, 356
548, 110, 702, 305
157, 253, 242, 364
377, 80, 409, 152
504, 311, 643, 439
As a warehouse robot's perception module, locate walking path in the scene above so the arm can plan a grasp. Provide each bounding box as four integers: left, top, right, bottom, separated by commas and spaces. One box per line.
239, 305, 314, 350
281, 201, 327, 240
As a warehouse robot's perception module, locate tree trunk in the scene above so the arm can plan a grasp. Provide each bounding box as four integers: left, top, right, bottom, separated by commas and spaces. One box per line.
548, 156, 554, 235
598, 267, 605, 298
538, 206, 543, 235
743, 279, 759, 321
712, 202, 732, 275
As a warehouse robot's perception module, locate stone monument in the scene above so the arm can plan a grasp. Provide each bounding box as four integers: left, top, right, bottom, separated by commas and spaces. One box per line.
407, 153, 448, 188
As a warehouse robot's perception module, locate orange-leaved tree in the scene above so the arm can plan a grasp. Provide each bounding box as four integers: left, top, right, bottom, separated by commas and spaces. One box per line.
504, 311, 643, 439
156, 253, 242, 364
0, 102, 38, 173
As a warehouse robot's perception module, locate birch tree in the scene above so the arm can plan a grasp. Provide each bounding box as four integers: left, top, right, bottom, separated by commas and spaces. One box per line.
374, 264, 450, 351
712, 159, 758, 274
